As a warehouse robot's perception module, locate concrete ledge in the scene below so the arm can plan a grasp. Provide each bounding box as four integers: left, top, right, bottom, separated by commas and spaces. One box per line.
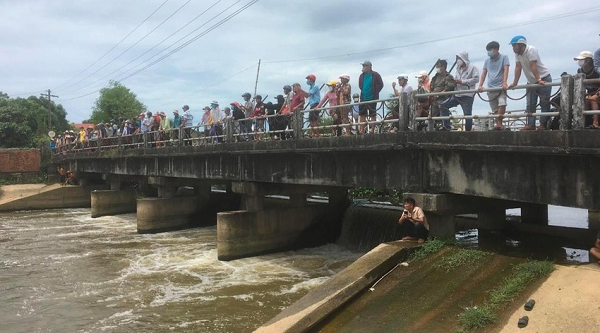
0, 184, 99, 212
137, 196, 200, 233
217, 205, 330, 261
91, 189, 137, 218
254, 241, 418, 333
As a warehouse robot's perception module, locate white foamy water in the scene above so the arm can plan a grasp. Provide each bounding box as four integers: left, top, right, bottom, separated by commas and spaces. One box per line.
0, 209, 362, 333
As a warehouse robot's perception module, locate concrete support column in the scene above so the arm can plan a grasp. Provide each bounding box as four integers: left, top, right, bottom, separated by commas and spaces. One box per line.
91, 189, 137, 218
478, 207, 507, 231
218, 182, 341, 260
427, 214, 455, 239
137, 196, 200, 233
243, 194, 264, 211
109, 176, 121, 191
158, 185, 177, 199
521, 203, 548, 225
588, 210, 600, 229
289, 193, 307, 207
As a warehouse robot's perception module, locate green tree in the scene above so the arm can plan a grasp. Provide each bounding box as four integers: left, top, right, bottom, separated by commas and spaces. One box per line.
0, 91, 70, 148
88, 81, 146, 123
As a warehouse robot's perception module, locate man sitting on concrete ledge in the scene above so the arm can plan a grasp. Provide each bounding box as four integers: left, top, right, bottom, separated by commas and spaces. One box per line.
398, 197, 429, 243
590, 230, 600, 265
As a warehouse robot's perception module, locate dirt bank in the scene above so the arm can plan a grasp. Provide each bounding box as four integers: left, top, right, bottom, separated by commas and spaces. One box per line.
498, 264, 600, 332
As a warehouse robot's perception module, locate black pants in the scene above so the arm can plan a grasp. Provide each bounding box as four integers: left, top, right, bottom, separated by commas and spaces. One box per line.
401, 221, 429, 240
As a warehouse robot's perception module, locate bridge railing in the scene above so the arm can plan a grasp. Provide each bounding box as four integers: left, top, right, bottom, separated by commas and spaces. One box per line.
51, 74, 597, 157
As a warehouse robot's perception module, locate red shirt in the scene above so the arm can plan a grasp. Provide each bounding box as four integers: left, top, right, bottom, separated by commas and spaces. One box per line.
290, 93, 305, 112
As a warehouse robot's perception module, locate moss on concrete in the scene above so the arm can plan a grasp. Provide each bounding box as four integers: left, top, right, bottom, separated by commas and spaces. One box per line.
310, 246, 550, 333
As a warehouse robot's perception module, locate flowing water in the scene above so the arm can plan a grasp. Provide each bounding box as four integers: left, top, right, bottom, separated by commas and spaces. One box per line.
0, 209, 362, 333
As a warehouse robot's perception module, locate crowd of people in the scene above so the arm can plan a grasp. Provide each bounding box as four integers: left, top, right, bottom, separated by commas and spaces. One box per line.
52, 35, 600, 152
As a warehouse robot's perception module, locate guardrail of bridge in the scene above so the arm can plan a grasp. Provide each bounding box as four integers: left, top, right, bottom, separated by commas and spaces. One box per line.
51, 74, 596, 158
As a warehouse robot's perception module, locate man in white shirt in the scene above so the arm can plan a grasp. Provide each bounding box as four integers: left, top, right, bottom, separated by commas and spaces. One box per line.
392, 74, 413, 95
180, 105, 193, 145
508, 35, 552, 130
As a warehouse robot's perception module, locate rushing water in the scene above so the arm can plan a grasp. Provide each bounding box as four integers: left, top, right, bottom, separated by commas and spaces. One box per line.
0, 209, 362, 333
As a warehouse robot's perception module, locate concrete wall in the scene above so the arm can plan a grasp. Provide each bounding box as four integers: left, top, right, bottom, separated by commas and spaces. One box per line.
90, 190, 137, 218
217, 205, 331, 261
0, 185, 93, 212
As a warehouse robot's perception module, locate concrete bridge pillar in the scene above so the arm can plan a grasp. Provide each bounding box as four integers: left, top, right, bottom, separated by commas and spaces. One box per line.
91, 175, 136, 218
521, 203, 548, 225
588, 210, 600, 229
136, 178, 206, 233
217, 182, 340, 261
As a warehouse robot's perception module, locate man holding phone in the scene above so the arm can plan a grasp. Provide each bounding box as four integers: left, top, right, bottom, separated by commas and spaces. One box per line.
398, 197, 429, 243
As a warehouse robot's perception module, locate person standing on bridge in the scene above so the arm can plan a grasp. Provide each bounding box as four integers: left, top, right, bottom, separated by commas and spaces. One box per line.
508, 35, 552, 131
338, 74, 352, 136
181, 105, 194, 146
430, 60, 456, 131
479, 41, 510, 130
441, 52, 479, 131
398, 197, 429, 244
358, 60, 384, 135
574, 51, 600, 129
299, 74, 321, 138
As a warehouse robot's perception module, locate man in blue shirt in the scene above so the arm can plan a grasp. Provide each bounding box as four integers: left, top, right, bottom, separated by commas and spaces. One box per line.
358, 61, 384, 134
300, 74, 321, 138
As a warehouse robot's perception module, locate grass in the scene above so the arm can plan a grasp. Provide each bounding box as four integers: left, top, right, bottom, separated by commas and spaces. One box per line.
408, 239, 447, 262
458, 305, 496, 330
458, 260, 554, 331
435, 249, 489, 272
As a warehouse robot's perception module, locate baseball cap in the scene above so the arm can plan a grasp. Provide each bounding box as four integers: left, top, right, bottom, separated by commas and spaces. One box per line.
182, 105, 189, 110
415, 70, 428, 78
397, 74, 409, 80
361, 60, 372, 66
305, 74, 316, 81
574, 51, 593, 60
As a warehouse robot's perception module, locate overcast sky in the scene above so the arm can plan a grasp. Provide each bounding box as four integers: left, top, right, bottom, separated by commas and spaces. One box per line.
1, 0, 598, 122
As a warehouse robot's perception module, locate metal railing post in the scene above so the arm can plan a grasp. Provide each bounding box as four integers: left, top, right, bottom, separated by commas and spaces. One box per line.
559, 74, 574, 130
572, 73, 586, 130
97, 137, 102, 152
178, 127, 184, 147
398, 92, 408, 132
143, 132, 148, 152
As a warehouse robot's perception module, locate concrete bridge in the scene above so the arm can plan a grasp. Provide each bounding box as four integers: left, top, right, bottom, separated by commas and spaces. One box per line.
49, 74, 600, 260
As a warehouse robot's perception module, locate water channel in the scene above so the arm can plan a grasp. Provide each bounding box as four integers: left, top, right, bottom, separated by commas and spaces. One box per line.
0, 205, 593, 332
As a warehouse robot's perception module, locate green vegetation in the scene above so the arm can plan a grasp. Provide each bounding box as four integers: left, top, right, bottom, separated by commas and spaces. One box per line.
458, 260, 554, 331
348, 187, 404, 204
408, 239, 447, 262
458, 305, 496, 330
86, 80, 146, 124
0, 91, 71, 148
435, 249, 489, 272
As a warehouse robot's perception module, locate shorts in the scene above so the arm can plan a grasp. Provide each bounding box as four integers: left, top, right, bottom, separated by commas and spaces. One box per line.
359, 102, 377, 117
487, 91, 507, 112
308, 103, 320, 122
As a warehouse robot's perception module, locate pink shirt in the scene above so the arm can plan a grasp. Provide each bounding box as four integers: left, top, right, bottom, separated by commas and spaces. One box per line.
317, 91, 338, 108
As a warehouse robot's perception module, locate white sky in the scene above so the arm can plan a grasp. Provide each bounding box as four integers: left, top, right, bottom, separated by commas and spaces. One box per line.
1, 0, 598, 122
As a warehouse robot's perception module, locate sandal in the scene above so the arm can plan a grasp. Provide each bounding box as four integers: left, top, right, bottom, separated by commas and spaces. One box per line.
518, 316, 529, 328
524, 299, 536, 311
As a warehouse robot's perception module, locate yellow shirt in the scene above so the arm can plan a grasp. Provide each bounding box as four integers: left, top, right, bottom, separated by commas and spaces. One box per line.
79, 130, 86, 142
